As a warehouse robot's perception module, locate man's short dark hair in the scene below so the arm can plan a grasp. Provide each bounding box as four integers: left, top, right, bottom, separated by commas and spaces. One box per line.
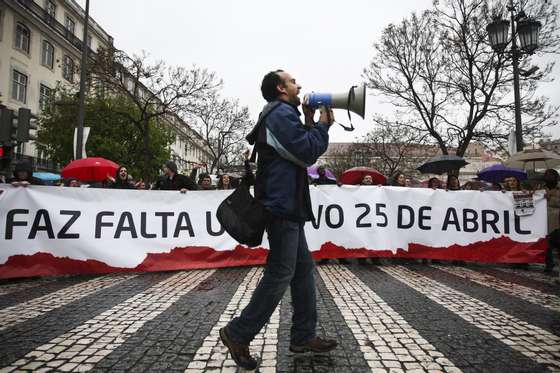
261, 69, 284, 102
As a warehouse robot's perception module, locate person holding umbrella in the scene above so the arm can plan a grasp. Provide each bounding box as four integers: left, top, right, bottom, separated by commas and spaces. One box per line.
340, 167, 386, 186
446, 175, 461, 191
361, 175, 374, 185
504, 176, 522, 191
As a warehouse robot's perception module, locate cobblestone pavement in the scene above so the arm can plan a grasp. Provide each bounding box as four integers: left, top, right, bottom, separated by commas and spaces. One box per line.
0, 263, 558, 373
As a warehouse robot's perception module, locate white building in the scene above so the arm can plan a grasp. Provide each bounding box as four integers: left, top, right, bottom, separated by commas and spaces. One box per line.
0, 0, 210, 173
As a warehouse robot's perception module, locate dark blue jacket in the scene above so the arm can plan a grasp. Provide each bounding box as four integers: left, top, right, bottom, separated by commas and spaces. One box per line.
247, 101, 330, 222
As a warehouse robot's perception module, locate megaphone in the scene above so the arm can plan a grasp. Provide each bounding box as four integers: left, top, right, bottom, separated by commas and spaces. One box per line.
303, 83, 366, 119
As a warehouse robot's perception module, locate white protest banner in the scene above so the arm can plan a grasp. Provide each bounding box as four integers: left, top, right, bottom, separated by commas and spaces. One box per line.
0, 185, 546, 279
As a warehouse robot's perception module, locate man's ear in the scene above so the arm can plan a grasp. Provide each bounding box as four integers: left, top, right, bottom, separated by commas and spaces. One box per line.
276, 83, 287, 96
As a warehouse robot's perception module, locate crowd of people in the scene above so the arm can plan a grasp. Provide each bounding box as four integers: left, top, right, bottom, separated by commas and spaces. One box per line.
2, 156, 559, 277
311, 165, 546, 193
1, 155, 251, 192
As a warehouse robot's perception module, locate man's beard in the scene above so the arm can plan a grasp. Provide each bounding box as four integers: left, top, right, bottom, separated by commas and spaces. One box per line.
290, 95, 301, 106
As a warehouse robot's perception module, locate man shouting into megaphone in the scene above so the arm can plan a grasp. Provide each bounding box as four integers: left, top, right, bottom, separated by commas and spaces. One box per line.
219, 70, 337, 370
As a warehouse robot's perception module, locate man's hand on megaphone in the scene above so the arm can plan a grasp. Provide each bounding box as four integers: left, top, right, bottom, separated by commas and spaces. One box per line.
302, 104, 316, 127
319, 107, 334, 126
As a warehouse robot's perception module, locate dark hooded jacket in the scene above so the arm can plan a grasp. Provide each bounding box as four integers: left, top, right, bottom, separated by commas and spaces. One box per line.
154, 161, 198, 191
247, 100, 330, 222
6, 160, 44, 185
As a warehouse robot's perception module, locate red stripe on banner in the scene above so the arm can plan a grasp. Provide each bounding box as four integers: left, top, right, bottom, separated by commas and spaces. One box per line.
0, 236, 546, 279
312, 236, 547, 264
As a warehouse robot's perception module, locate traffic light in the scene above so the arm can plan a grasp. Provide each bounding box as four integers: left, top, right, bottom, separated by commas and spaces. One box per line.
0, 145, 13, 159
0, 108, 17, 144
17, 108, 38, 142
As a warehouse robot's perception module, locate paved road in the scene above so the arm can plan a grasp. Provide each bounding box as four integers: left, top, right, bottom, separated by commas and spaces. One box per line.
0, 263, 558, 372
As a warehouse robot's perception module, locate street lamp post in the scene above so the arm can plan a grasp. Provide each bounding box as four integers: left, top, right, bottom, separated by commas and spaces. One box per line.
75, 0, 90, 160
486, 0, 542, 153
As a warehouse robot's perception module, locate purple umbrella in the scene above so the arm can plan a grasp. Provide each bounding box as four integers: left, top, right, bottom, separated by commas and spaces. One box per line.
477, 164, 527, 184
307, 166, 336, 180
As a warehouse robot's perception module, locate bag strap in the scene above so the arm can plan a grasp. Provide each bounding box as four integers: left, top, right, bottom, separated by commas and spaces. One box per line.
246, 101, 282, 163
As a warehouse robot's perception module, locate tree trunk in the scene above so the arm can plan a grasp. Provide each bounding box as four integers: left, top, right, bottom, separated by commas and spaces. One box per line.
142, 120, 151, 182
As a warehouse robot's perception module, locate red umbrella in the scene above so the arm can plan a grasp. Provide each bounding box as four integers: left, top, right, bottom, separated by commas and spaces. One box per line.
339, 167, 386, 185
61, 157, 119, 182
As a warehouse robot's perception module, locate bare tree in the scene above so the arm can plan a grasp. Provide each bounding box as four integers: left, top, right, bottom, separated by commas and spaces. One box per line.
90, 47, 221, 180
188, 92, 254, 174
322, 145, 356, 180
363, 0, 559, 157
357, 117, 432, 177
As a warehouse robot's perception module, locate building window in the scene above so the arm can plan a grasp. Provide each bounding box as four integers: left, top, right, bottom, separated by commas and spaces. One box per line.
62, 55, 74, 82
41, 40, 54, 69
15, 22, 30, 53
65, 15, 75, 37
39, 84, 52, 110
45, 0, 56, 24
12, 70, 28, 103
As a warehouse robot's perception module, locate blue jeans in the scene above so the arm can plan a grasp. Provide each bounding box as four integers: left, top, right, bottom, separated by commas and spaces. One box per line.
226, 217, 317, 345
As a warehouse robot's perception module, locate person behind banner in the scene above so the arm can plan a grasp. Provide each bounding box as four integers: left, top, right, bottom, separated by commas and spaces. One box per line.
544, 169, 560, 276
107, 166, 135, 189
198, 173, 216, 190
313, 166, 336, 185
7, 160, 44, 187
446, 175, 461, 191
361, 175, 375, 186
391, 172, 406, 187
217, 174, 234, 190
64, 177, 81, 187
154, 160, 198, 193
427, 177, 441, 190
504, 176, 521, 191
219, 70, 337, 370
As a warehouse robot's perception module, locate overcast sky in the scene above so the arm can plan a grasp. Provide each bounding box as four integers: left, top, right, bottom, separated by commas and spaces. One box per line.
79, 0, 559, 143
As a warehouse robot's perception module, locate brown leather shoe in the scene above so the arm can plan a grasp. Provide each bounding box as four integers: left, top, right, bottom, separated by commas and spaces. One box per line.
219, 327, 258, 370
290, 336, 338, 353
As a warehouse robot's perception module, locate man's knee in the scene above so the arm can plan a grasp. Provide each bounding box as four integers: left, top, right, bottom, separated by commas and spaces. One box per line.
265, 263, 296, 284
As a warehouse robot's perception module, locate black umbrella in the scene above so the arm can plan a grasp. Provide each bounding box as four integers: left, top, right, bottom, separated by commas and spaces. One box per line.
417, 154, 469, 175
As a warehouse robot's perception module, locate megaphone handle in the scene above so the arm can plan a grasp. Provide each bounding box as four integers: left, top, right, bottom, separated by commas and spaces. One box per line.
336, 118, 355, 131
334, 86, 356, 131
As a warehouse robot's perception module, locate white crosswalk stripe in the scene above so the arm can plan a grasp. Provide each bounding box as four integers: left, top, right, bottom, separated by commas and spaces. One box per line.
0, 274, 136, 331
185, 267, 280, 373
2, 270, 214, 373
380, 266, 560, 371
435, 266, 560, 312
319, 265, 462, 372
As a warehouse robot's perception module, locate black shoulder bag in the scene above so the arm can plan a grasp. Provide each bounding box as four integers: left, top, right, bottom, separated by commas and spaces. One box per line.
216, 101, 280, 247
216, 178, 269, 247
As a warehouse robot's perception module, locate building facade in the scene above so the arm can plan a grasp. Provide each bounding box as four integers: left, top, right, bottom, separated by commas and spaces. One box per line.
0, 0, 113, 169
0, 0, 211, 174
